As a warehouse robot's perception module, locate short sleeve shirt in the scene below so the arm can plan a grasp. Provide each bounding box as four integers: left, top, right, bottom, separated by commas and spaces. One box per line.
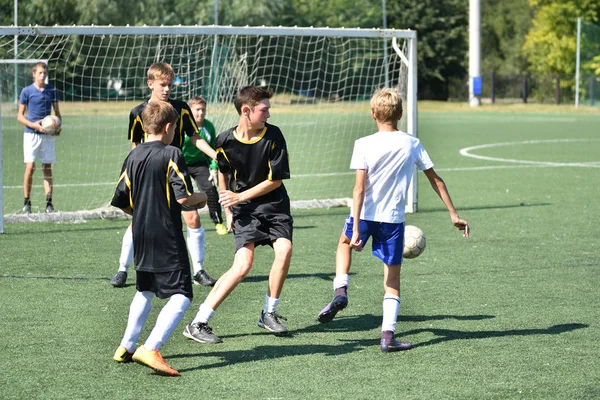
111, 141, 195, 272
128, 99, 198, 149
350, 130, 433, 224
19, 84, 61, 133
215, 123, 291, 216
182, 119, 216, 165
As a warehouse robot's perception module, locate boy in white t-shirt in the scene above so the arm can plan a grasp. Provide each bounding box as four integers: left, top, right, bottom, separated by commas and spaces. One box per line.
316, 88, 470, 352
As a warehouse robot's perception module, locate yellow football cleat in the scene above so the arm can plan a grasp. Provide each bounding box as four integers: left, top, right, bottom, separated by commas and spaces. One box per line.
215, 223, 228, 235
113, 346, 134, 363
132, 345, 180, 376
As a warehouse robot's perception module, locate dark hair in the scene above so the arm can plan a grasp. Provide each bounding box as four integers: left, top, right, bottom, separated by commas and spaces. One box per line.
234, 86, 273, 115
32, 61, 48, 73
142, 101, 179, 135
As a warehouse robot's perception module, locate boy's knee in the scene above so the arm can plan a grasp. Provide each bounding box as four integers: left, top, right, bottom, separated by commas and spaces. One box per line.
274, 238, 293, 255
183, 211, 200, 229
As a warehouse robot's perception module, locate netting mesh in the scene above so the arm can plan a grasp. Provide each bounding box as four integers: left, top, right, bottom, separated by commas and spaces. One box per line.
0, 27, 413, 222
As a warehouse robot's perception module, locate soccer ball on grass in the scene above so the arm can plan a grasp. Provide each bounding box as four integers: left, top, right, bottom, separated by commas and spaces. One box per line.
41, 115, 61, 136
403, 225, 426, 259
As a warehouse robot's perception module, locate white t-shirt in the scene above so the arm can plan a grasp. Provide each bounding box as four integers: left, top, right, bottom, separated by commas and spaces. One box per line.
349, 130, 433, 224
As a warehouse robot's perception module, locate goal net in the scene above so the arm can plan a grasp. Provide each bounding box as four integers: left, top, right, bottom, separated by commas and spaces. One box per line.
0, 26, 417, 229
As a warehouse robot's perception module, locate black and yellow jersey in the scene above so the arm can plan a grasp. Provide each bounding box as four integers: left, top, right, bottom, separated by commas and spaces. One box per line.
111, 141, 195, 273
128, 98, 198, 149
215, 123, 291, 216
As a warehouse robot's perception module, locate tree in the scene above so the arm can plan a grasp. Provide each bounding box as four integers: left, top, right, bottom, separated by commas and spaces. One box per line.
481, 0, 532, 76
522, 0, 600, 76
387, 0, 468, 100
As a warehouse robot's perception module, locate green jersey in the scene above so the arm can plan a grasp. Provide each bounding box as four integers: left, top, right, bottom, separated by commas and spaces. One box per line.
182, 119, 216, 165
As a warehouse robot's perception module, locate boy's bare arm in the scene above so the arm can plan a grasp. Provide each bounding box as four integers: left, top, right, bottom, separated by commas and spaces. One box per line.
350, 169, 367, 250
177, 192, 207, 209
219, 179, 282, 208
190, 134, 217, 160
423, 168, 470, 237
218, 171, 234, 231
53, 102, 62, 120
17, 104, 43, 132
120, 206, 133, 216
53, 102, 62, 136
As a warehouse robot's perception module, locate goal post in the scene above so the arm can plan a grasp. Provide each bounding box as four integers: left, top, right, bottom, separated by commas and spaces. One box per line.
0, 25, 418, 228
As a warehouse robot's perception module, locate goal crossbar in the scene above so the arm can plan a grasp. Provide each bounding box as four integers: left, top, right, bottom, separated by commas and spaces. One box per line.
0, 25, 418, 231
1, 25, 416, 39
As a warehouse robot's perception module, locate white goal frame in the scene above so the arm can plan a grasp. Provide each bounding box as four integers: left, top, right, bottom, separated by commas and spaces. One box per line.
0, 25, 418, 232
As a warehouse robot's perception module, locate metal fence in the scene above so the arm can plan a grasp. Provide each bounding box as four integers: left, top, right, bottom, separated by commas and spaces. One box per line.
447, 73, 599, 106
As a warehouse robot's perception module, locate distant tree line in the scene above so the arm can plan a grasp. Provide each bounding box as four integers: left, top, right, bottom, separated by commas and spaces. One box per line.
0, 0, 598, 100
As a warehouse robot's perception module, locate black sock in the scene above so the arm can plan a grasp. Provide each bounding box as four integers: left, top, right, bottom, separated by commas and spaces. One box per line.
24, 197, 31, 206
335, 286, 347, 298
382, 330, 394, 342
46, 195, 52, 205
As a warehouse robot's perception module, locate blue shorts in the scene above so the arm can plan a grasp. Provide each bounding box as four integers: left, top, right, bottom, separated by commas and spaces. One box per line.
342, 215, 405, 265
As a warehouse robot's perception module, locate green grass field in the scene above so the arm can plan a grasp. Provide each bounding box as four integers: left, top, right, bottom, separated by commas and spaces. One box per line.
1, 105, 599, 399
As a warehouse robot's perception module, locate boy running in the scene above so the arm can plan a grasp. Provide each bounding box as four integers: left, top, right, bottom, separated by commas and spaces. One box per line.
110, 63, 217, 288
183, 86, 293, 344
316, 88, 470, 352
111, 101, 206, 376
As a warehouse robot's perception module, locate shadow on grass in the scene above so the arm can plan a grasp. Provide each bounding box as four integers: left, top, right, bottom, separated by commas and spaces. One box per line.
241, 271, 355, 284
0, 270, 347, 285
170, 316, 587, 371
403, 322, 589, 348
0, 274, 111, 282
418, 202, 552, 214
174, 338, 377, 372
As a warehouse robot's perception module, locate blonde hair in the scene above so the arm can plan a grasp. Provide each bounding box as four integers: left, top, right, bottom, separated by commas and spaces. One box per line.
370, 88, 403, 123
141, 101, 179, 135
147, 62, 175, 81
188, 96, 207, 107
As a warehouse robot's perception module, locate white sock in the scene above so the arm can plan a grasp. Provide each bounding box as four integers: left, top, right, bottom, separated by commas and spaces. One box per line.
118, 226, 134, 273
192, 303, 215, 325
333, 274, 349, 290
144, 294, 191, 351
264, 295, 280, 313
381, 294, 401, 333
187, 226, 205, 274
120, 291, 153, 351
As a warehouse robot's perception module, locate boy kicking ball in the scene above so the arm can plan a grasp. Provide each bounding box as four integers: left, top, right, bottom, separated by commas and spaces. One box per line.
317, 88, 469, 352
111, 101, 206, 376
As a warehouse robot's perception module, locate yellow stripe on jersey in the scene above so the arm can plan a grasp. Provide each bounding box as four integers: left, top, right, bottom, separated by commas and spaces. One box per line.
130, 115, 145, 143
167, 159, 193, 207
125, 172, 133, 209
215, 147, 230, 163
179, 108, 198, 148
232, 127, 267, 144
268, 159, 272, 180
114, 170, 134, 209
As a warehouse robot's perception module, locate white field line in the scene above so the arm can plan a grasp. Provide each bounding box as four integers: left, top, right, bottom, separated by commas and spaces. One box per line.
459, 138, 600, 167
4, 139, 600, 190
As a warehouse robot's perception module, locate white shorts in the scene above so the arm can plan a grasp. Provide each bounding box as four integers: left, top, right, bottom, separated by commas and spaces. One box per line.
23, 132, 56, 164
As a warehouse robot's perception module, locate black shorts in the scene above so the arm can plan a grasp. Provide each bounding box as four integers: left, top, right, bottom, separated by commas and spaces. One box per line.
233, 212, 293, 252
181, 204, 197, 212
136, 268, 193, 299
